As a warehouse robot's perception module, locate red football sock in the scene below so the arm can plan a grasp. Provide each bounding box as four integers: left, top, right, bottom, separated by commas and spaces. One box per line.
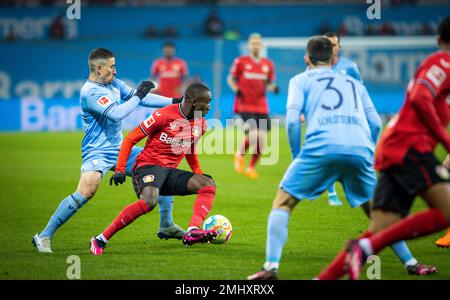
239, 138, 250, 155
317, 231, 373, 280
189, 186, 216, 228
369, 208, 448, 254
103, 199, 152, 240
249, 140, 263, 169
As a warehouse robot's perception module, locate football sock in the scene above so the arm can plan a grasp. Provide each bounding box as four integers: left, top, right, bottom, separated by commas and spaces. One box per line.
189, 186, 216, 228
102, 199, 152, 240
239, 137, 250, 155
317, 231, 372, 280
249, 140, 262, 169
158, 195, 174, 228
265, 209, 290, 269
366, 208, 449, 255
40, 191, 88, 239
390, 241, 416, 267
327, 184, 336, 195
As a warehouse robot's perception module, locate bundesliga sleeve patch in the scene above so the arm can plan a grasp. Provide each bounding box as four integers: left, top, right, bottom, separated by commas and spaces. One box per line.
425, 64, 447, 88
143, 114, 156, 128
97, 96, 111, 107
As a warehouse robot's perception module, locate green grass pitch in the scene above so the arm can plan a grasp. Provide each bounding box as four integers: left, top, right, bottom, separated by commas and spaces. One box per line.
0, 129, 449, 280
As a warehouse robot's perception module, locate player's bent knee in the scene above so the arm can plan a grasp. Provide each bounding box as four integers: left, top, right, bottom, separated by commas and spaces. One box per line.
272, 188, 298, 212
140, 187, 158, 209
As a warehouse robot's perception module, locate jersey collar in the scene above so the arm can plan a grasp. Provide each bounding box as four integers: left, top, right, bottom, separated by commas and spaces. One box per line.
87, 79, 107, 87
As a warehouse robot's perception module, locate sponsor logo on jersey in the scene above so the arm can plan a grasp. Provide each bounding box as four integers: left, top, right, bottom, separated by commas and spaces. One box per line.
97, 96, 111, 107
143, 175, 155, 183
426, 64, 447, 88
169, 122, 178, 131
440, 58, 450, 69
243, 71, 269, 80
172, 64, 180, 72
192, 126, 201, 137
159, 132, 194, 147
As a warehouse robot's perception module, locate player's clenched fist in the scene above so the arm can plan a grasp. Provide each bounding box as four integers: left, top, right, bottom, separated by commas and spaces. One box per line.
135, 81, 155, 100
110, 171, 126, 186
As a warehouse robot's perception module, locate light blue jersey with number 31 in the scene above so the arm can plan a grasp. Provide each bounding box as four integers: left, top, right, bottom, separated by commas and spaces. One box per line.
286, 67, 381, 160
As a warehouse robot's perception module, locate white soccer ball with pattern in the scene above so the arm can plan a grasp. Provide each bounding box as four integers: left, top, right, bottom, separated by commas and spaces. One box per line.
203, 215, 232, 244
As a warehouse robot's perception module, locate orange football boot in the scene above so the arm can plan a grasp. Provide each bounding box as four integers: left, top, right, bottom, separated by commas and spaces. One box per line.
245, 167, 259, 179
234, 154, 245, 174
436, 229, 450, 248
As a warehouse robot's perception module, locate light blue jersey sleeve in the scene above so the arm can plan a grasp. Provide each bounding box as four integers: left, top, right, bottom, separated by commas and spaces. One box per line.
286, 75, 305, 159
84, 84, 140, 122
113, 78, 173, 108
334, 57, 363, 83
361, 85, 382, 144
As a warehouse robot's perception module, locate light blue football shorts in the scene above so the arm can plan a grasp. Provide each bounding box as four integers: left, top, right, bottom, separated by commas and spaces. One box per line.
280, 152, 376, 208
81, 146, 143, 177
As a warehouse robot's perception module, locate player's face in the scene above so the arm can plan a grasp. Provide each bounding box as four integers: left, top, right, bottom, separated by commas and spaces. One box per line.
163, 46, 175, 59
99, 57, 116, 84
248, 37, 262, 56
193, 91, 212, 117
326, 36, 340, 63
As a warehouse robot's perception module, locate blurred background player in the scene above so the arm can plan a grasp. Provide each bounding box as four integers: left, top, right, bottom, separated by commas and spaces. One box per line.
32, 48, 185, 253
151, 41, 189, 98
90, 83, 217, 254
323, 32, 363, 206
228, 33, 278, 179
337, 16, 450, 280
435, 156, 450, 248
248, 36, 432, 280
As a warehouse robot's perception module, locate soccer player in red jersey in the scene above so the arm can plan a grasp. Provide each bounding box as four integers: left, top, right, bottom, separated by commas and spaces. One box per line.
89, 83, 217, 254
151, 41, 189, 98
318, 16, 450, 280
228, 33, 278, 179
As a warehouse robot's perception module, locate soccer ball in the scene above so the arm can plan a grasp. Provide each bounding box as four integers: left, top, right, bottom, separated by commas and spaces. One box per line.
203, 215, 232, 244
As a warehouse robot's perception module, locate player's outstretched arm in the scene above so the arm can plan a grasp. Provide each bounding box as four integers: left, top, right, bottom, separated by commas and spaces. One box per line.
140, 93, 180, 108
105, 81, 154, 122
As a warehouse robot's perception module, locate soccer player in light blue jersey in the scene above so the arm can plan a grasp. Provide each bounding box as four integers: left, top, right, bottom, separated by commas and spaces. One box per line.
248, 37, 432, 280
32, 48, 184, 253
324, 32, 363, 206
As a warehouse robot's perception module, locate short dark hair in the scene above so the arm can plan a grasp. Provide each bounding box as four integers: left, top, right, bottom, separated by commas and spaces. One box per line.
306, 36, 333, 66
89, 48, 114, 62
185, 83, 210, 101
438, 16, 450, 43
323, 32, 340, 44
88, 48, 114, 72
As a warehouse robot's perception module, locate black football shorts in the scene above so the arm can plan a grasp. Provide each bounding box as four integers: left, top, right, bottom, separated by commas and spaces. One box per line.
373, 148, 450, 217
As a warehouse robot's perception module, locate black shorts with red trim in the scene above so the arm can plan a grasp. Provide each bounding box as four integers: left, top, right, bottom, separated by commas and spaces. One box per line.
239, 113, 271, 131
373, 148, 450, 217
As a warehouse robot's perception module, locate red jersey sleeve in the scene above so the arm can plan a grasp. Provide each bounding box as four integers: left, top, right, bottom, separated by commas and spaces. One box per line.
151, 60, 160, 78
229, 57, 241, 79
180, 59, 188, 78
115, 126, 147, 173
410, 59, 450, 152
268, 60, 276, 83
415, 56, 450, 98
